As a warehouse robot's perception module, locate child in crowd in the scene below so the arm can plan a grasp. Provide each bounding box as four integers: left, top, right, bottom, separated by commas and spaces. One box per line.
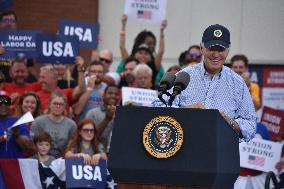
32, 132, 55, 166
65, 118, 107, 165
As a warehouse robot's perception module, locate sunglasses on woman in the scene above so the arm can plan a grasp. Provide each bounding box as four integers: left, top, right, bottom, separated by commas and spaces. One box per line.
81, 128, 95, 133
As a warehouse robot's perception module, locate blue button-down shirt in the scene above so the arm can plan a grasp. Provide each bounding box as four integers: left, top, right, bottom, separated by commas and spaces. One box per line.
153, 62, 256, 142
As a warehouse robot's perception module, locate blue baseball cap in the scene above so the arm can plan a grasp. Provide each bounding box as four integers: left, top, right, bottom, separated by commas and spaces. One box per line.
202, 24, 230, 49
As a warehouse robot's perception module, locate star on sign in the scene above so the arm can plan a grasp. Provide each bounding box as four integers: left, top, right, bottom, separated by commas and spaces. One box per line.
43, 176, 54, 188
107, 179, 117, 189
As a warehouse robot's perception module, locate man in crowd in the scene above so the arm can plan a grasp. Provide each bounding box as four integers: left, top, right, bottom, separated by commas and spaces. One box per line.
99, 49, 121, 86
73, 60, 106, 120
119, 57, 138, 87
154, 24, 256, 142
0, 10, 17, 29
133, 64, 153, 89
178, 45, 202, 68
0, 10, 18, 82
230, 54, 261, 111
37, 57, 85, 113
86, 85, 119, 153
3, 59, 40, 102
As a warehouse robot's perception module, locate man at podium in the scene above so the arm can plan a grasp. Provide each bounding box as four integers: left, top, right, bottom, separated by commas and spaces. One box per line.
154, 24, 256, 142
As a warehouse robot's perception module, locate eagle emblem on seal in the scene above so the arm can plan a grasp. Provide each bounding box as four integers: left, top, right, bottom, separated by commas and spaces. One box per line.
155, 126, 173, 148
143, 116, 183, 158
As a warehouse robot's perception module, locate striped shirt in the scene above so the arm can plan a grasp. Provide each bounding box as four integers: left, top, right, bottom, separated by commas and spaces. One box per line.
153, 62, 256, 142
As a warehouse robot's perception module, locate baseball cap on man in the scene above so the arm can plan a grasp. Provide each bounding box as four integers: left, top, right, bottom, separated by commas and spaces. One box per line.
202, 24, 230, 49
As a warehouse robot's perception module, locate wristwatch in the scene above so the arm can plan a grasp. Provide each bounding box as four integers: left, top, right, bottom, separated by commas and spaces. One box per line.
229, 119, 243, 138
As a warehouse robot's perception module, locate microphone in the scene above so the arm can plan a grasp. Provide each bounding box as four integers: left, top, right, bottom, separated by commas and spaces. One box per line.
158, 72, 176, 106
168, 72, 190, 107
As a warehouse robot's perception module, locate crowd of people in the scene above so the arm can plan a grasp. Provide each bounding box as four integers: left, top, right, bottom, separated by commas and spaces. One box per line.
0, 9, 283, 189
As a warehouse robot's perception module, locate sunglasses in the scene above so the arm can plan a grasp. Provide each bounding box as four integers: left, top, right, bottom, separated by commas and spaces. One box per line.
186, 53, 202, 60
1, 19, 16, 23
81, 128, 95, 133
52, 102, 65, 107
100, 58, 111, 64
0, 98, 11, 106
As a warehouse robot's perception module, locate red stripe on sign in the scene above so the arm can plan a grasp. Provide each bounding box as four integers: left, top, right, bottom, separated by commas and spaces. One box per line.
0, 159, 25, 189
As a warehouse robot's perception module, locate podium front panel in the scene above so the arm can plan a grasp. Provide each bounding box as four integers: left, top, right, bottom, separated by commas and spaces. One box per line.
109, 106, 239, 188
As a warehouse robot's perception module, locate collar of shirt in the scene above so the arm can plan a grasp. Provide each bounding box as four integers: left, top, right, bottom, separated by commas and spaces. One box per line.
200, 61, 222, 80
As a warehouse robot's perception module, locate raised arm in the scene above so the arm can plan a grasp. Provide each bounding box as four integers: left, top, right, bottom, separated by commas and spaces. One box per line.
155, 19, 167, 70
97, 105, 115, 137
119, 14, 129, 61
12, 126, 36, 155
72, 56, 86, 101
73, 76, 96, 115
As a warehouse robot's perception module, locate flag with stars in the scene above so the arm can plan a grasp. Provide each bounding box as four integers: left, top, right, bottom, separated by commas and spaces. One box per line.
106, 169, 117, 189
0, 158, 117, 189
39, 161, 65, 189
0, 158, 65, 189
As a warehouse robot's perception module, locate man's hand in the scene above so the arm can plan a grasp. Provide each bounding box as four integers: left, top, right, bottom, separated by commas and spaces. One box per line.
75, 56, 85, 70
220, 111, 242, 137
241, 72, 251, 88
160, 19, 168, 31
276, 161, 284, 171
87, 76, 96, 89
105, 104, 116, 121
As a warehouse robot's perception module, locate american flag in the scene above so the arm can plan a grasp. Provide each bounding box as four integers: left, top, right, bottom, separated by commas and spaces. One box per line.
0, 159, 117, 189
137, 10, 152, 19
248, 155, 265, 166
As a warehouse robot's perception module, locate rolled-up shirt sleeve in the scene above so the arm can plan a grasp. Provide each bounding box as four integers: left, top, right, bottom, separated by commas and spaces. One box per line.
235, 83, 257, 142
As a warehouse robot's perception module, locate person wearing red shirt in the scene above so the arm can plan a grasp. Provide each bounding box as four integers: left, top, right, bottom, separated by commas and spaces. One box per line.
37, 57, 85, 114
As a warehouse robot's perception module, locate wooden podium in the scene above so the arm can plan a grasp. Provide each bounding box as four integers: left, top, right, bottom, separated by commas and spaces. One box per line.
109, 107, 240, 188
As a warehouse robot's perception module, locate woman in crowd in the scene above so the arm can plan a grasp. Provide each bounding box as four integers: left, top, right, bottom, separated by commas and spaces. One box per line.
15, 92, 41, 121
14, 92, 41, 158
65, 118, 107, 165
117, 14, 167, 87
31, 91, 76, 158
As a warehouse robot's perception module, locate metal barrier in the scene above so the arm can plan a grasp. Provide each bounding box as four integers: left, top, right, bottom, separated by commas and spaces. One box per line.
265, 171, 280, 189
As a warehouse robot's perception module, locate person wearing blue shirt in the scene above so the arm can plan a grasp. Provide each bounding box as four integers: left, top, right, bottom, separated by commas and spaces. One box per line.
154, 24, 256, 142
0, 95, 35, 158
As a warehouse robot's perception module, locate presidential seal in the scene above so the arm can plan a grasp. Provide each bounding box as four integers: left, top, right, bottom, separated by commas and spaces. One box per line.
213, 29, 222, 37
143, 116, 183, 158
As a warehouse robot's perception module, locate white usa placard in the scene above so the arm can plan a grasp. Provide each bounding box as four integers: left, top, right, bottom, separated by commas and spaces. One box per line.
239, 138, 282, 172
124, 0, 167, 23
122, 87, 157, 106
